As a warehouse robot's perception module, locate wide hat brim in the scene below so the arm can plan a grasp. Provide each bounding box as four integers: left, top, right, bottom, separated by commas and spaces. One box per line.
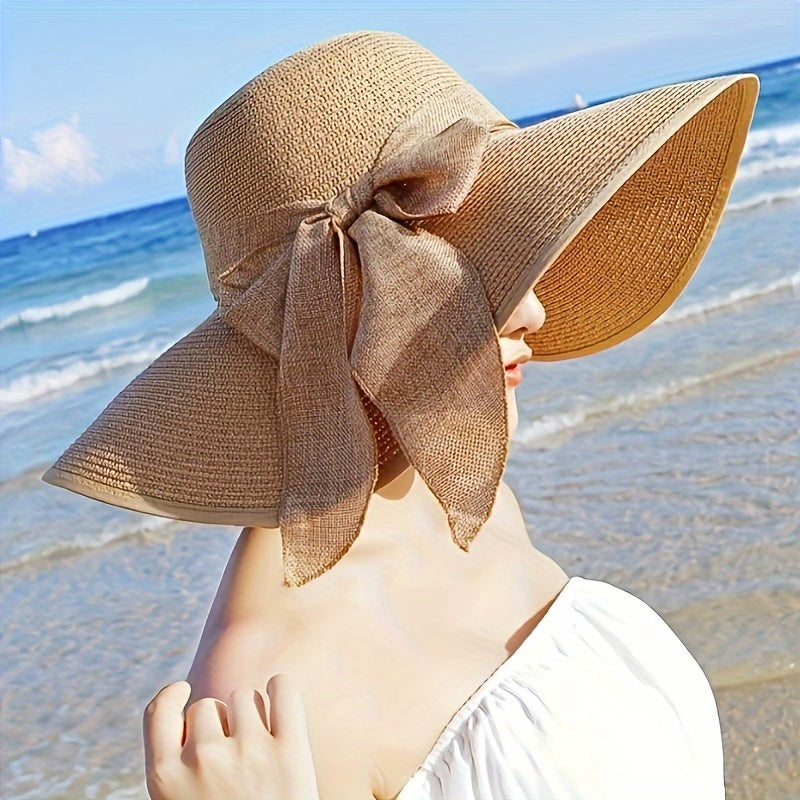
41, 71, 759, 528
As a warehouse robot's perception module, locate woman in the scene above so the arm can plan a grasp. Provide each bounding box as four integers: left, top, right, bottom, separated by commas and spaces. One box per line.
145, 286, 567, 800
41, 29, 758, 800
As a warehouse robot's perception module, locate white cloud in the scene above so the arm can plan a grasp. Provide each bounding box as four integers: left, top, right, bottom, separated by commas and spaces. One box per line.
1, 114, 102, 194
162, 128, 182, 166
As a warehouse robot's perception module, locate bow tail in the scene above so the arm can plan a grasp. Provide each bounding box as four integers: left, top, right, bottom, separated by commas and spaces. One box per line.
274, 218, 378, 586
348, 211, 508, 551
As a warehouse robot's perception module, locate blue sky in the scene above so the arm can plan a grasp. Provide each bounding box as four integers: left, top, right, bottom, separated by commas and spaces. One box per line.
1, 0, 797, 240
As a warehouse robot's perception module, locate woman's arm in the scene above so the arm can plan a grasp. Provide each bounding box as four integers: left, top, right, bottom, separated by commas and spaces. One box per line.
185, 527, 284, 704
195, 526, 284, 634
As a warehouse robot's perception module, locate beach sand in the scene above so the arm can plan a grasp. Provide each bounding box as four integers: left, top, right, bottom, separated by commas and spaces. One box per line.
719, 673, 800, 799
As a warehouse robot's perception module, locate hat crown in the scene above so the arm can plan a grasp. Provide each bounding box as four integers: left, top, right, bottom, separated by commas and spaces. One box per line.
183, 30, 510, 297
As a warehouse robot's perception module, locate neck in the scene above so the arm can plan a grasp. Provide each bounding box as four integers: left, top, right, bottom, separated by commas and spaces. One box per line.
205, 468, 536, 628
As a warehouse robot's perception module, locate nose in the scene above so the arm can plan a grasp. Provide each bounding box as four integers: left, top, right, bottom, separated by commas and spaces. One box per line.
500, 287, 546, 337
526, 290, 546, 332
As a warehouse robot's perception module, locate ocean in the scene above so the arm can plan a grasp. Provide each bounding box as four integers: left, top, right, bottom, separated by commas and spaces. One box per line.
2, 57, 798, 798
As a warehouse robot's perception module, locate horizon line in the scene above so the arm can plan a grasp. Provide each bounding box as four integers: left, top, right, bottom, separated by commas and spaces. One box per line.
2, 50, 797, 245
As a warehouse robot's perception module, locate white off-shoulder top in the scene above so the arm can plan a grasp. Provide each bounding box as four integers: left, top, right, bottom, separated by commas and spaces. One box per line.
395, 575, 725, 800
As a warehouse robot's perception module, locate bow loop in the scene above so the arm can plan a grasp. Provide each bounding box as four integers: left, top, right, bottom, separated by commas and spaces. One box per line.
371, 116, 494, 221
216, 110, 509, 587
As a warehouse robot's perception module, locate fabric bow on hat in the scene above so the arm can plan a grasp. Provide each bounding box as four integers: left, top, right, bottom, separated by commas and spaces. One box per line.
213, 112, 510, 587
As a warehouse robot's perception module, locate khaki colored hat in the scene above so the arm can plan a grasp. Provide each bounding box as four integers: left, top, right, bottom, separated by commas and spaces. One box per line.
41, 30, 759, 587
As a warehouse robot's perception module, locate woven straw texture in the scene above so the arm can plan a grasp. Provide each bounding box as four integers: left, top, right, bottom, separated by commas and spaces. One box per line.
41, 30, 759, 586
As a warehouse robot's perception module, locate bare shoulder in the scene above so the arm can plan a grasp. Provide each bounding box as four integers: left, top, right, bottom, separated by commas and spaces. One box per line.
185, 618, 383, 800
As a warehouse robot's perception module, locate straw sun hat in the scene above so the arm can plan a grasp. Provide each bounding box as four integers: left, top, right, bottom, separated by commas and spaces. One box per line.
41, 30, 759, 586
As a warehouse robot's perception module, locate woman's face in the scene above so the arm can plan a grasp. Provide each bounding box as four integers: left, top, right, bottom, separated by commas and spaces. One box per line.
498, 286, 546, 437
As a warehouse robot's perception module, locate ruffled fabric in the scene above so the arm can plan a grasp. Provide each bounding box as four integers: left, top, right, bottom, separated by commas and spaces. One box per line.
395, 576, 725, 800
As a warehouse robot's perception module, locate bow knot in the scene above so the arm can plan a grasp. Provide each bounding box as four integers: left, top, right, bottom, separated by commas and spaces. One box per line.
324, 175, 375, 231
215, 112, 511, 587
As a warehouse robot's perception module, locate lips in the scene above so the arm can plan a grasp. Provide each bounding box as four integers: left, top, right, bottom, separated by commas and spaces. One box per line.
503, 349, 532, 370
504, 363, 523, 386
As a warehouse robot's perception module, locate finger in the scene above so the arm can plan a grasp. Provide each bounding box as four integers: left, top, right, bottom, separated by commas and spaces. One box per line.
143, 681, 192, 770
184, 696, 230, 746
227, 687, 269, 739
255, 688, 270, 729
266, 674, 310, 743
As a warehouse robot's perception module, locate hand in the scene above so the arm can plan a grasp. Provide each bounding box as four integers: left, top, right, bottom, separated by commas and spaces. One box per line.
143, 674, 320, 800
